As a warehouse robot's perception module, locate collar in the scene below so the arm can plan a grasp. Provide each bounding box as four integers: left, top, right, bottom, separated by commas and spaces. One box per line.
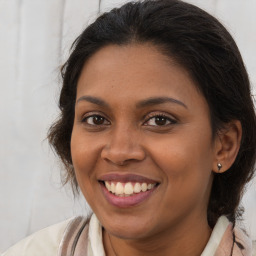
87, 214, 252, 256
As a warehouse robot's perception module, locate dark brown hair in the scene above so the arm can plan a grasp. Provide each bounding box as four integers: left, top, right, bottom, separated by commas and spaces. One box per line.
48, 0, 256, 227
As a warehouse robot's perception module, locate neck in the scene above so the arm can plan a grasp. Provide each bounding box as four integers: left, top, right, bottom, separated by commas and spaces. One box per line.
103, 215, 212, 256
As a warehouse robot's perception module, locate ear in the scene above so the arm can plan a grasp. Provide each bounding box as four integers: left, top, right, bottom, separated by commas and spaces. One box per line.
212, 120, 242, 173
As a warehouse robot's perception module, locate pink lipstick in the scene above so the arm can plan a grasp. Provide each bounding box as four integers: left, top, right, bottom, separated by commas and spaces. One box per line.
98, 173, 159, 208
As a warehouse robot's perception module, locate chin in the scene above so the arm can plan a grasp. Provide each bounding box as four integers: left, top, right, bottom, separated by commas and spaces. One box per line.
103, 218, 156, 240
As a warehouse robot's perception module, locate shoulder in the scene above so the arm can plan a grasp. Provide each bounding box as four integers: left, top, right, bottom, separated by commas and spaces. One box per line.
2, 217, 76, 256
203, 216, 256, 256
216, 217, 256, 256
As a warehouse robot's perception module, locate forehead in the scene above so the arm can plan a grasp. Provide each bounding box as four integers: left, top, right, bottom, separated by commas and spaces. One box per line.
76, 43, 206, 110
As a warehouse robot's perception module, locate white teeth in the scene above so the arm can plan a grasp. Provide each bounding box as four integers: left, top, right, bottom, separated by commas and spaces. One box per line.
115, 182, 124, 195
104, 181, 157, 196
106, 181, 111, 191
141, 183, 147, 192
124, 182, 133, 195
134, 182, 141, 193
110, 182, 115, 193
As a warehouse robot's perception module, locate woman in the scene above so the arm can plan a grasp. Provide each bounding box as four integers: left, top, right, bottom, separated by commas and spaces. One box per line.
3, 0, 256, 255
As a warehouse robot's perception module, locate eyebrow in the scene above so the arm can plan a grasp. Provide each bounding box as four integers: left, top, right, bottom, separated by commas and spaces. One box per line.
136, 97, 187, 109
76, 95, 187, 109
76, 96, 109, 108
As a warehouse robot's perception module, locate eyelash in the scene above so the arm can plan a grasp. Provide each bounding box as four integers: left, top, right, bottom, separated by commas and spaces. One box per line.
81, 112, 177, 127
144, 113, 177, 126
81, 115, 110, 126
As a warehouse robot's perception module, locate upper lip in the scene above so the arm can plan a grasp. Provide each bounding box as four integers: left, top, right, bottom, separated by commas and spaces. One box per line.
98, 173, 160, 184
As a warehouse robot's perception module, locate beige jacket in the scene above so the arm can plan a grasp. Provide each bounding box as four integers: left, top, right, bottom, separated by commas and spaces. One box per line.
2, 214, 255, 256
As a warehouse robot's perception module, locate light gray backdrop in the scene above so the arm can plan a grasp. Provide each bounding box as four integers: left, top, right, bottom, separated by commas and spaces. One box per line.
0, 0, 255, 252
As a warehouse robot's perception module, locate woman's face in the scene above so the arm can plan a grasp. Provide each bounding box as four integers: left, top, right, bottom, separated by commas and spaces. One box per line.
71, 44, 217, 239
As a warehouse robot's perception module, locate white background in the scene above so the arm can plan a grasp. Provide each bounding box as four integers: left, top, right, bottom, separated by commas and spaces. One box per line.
0, 0, 255, 252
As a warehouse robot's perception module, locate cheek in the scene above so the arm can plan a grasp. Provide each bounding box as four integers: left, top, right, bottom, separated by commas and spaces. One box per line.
146, 126, 214, 202
149, 127, 214, 172
70, 129, 103, 199
71, 128, 103, 171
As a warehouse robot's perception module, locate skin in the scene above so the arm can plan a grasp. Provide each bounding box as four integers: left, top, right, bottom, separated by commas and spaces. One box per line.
71, 43, 242, 256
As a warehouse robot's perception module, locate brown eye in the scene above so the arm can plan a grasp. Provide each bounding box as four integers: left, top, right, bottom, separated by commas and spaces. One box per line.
82, 115, 109, 126
155, 116, 168, 126
145, 114, 176, 127
92, 116, 104, 125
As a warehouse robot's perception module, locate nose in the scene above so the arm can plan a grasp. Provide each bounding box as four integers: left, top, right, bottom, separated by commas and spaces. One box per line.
101, 126, 146, 166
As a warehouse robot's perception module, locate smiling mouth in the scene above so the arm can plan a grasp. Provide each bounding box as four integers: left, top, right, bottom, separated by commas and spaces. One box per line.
100, 181, 158, 197
98, 174, 160, 207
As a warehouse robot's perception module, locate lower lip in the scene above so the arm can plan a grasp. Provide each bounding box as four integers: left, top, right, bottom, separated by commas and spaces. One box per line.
100, 182, 158, 208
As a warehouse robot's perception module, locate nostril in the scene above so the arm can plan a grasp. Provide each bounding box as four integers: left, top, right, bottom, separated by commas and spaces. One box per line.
103, 158, 128, 166
101, 146, 146, 165
116, 160, 126, 166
